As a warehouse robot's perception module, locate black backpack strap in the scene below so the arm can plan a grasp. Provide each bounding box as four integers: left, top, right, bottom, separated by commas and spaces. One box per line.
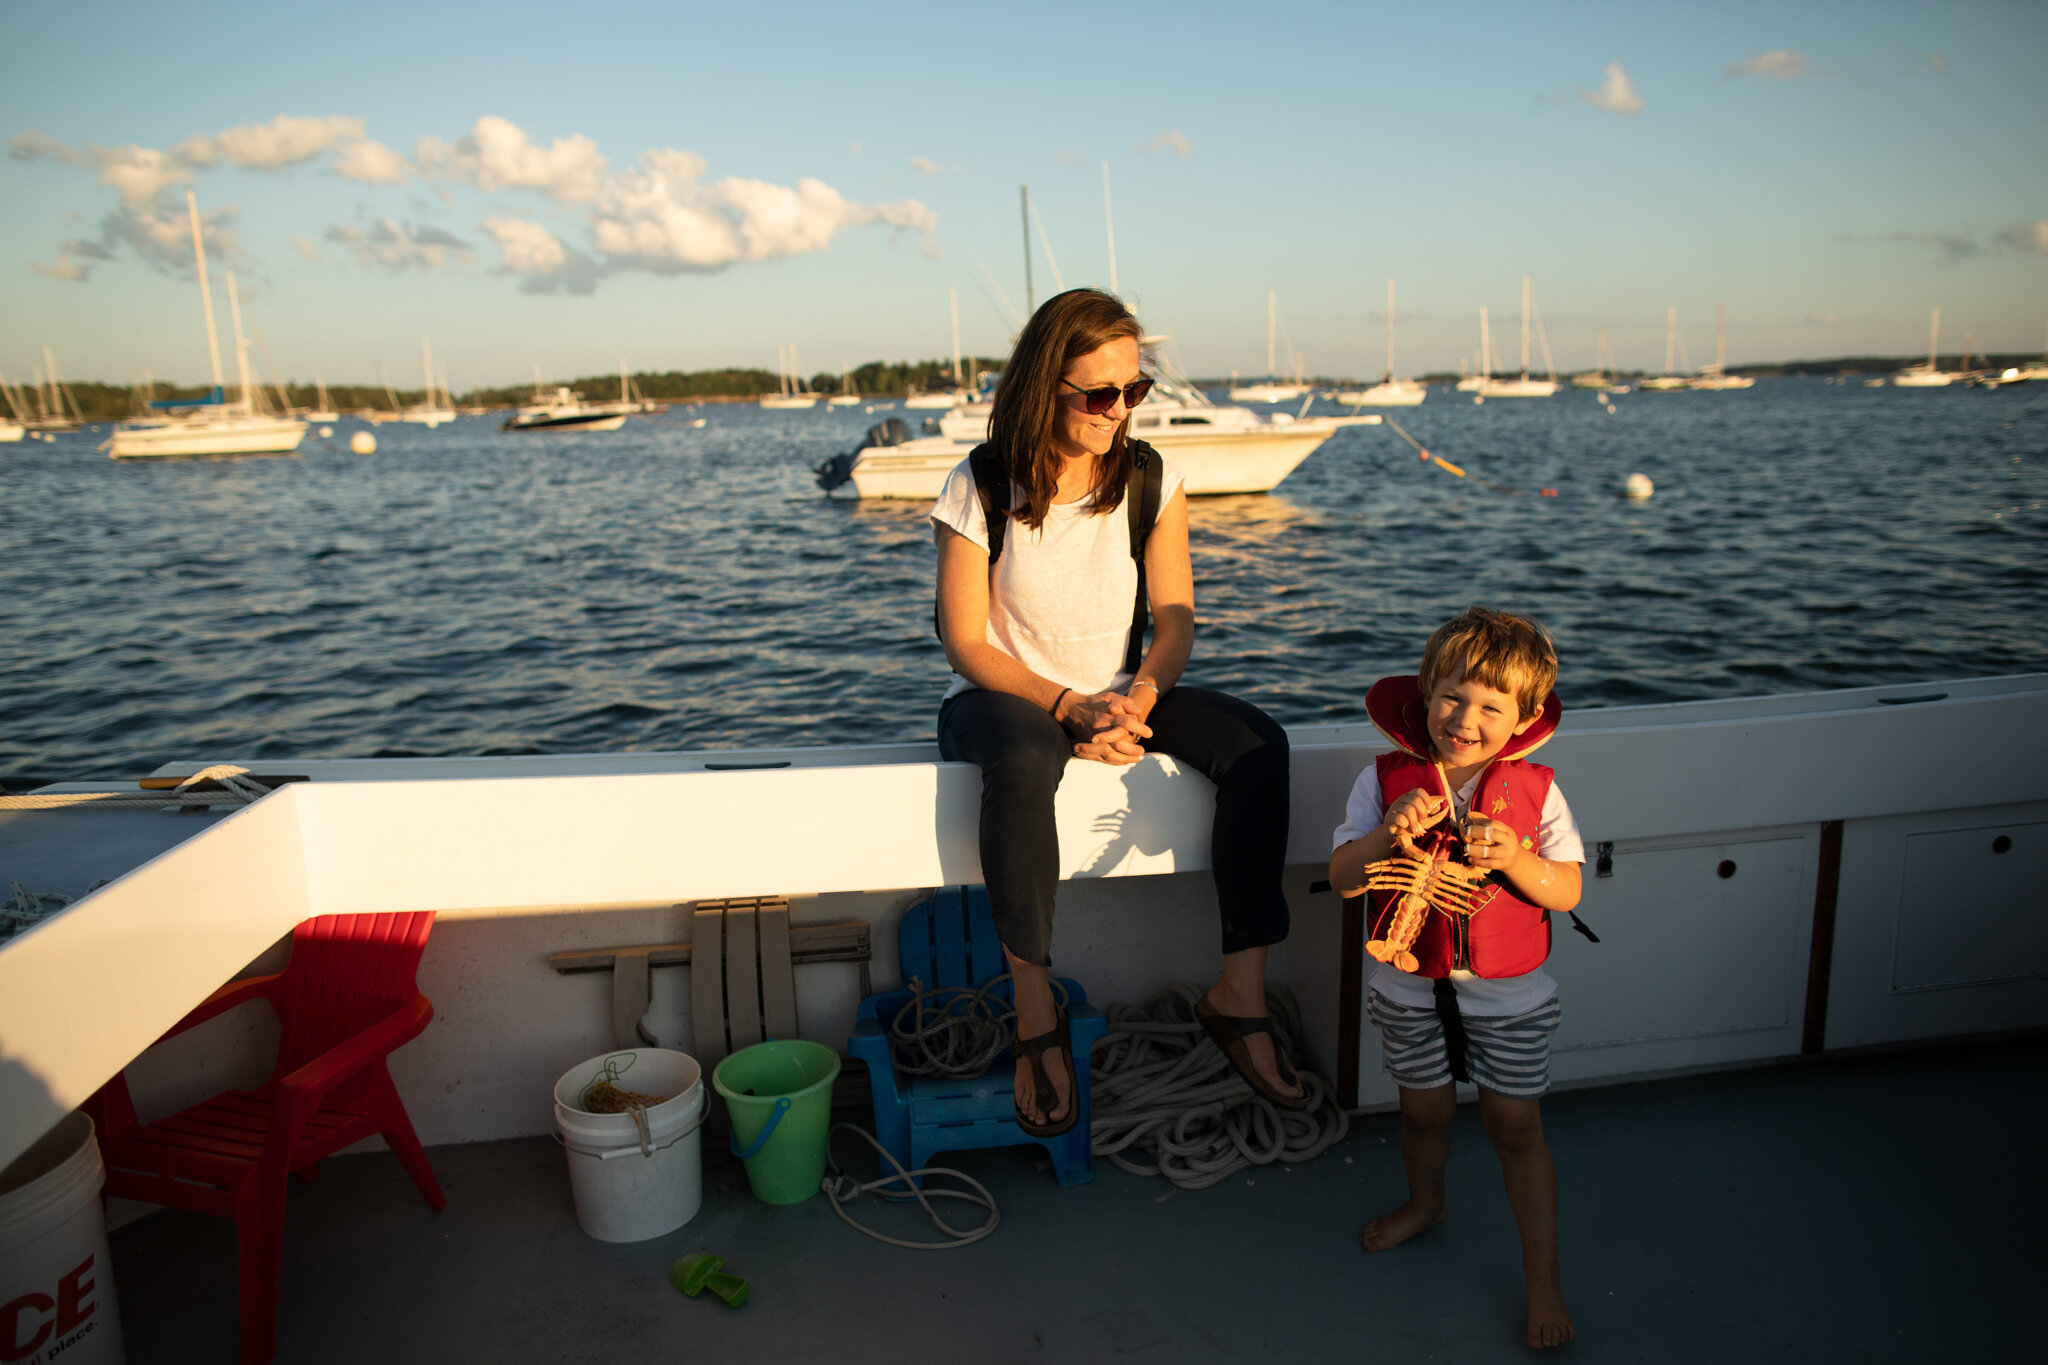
935, 444, 1010, 644
968, 442, 1008, 562
1122, 441, 1164, 675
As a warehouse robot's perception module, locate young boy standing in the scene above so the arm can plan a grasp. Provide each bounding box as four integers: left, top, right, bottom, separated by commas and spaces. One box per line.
1329, 606, 1585, 1350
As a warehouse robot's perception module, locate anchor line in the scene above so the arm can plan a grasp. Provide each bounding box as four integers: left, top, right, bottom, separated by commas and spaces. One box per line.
1383, 418, 1558, 498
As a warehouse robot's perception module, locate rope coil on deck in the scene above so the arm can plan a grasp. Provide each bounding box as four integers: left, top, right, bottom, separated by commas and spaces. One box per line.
1088, 984, 1349, 1190
0, 764, 273, 812
885, 974, 1070, 1079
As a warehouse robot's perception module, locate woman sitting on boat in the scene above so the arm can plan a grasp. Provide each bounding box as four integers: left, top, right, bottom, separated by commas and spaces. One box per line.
931, 287, 1306, 1135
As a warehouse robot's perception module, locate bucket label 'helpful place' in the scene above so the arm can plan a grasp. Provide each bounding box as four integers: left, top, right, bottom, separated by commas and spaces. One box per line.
1, 1252, 102, 1365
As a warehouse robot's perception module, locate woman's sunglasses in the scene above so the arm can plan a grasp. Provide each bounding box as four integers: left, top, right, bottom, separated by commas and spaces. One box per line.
1062, 376, 1154, 415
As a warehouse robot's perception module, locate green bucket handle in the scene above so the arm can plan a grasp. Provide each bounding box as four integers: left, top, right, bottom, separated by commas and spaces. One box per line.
730, 1096, 792, 1160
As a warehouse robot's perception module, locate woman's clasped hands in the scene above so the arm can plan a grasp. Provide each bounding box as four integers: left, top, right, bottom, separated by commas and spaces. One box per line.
1057, 687, 1156, 765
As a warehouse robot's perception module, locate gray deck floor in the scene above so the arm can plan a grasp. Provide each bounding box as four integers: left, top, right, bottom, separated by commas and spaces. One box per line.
110, 1036, 2043, 1364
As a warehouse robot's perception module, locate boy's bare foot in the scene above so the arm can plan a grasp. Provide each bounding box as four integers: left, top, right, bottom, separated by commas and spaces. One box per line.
1358, 1198, 1447, 1252
1525, 1273, 1574, 1349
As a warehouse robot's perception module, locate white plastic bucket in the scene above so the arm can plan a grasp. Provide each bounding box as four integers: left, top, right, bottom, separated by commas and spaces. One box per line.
551, 1050, 705, 1243
0, 1112, 125, 1365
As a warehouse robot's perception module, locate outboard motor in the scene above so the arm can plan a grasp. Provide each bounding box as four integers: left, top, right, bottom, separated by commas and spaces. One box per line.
816, 417, 915, 492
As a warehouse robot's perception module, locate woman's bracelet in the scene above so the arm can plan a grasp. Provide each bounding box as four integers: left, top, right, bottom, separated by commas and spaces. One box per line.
1129, 679, 1159, 696
1050, 687, 1072, 718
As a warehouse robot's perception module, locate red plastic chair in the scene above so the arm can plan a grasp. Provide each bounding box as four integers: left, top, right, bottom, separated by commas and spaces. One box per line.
86, 912, 445, 1364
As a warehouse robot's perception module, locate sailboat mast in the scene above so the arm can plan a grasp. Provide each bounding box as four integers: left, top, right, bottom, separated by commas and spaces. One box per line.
1928, 308, 1940, 371
1386, 279, 1396, 379
184, 190, 226, 394
1267, 290, 1277, 377
1521, 276, 1531, 379
1664, 307, 1677, 377
226, 272, 254, 414
1020, 186, 1034, 314
1102, 161, 1118, 296
1716, 303, 1727, 371
422, 338, 435, 409
950, 287, 962, 389
1480, 306, 1492, 380
620, 358, 629, 404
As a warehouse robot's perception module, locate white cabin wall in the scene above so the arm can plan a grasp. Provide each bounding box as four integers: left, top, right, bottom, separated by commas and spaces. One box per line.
1826, 800, 2048, 1050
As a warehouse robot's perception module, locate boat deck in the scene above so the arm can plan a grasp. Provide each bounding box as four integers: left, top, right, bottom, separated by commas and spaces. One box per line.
108, 1034, 2043, 1363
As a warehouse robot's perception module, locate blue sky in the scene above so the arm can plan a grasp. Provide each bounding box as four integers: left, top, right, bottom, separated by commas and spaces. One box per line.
4, 0, 2045, 388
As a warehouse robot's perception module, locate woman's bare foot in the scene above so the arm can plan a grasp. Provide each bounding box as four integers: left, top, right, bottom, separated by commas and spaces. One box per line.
1358, 1197, 1447, 1252
1525, 1274, 1574, 1349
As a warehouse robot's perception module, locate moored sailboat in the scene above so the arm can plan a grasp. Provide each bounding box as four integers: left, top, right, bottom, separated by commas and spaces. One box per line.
1336, 280, 1427, 407
108, 191, 306, 460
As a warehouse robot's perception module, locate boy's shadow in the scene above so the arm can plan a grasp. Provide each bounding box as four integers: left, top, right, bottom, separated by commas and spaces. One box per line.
1070, 756, 1213, 879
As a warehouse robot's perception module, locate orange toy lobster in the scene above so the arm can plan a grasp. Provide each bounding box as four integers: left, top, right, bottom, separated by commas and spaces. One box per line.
1361, 785, 1492, 973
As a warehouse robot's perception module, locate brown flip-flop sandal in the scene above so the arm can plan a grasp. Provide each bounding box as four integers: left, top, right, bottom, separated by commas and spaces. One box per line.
1196, 996, 1311, 1111
1012, 1011, 1080, 1138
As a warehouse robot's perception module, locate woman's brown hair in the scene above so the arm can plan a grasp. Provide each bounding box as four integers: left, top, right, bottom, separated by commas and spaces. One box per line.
986, 287, 1142, 530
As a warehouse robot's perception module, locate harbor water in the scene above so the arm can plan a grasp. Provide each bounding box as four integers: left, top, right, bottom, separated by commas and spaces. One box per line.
2, 378, 2043, 780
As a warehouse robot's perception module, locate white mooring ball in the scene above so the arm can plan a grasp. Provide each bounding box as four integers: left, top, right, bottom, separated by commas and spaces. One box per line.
349, 430, 378, 455
317, 425, 334, 439
1623, 472, 1654, 500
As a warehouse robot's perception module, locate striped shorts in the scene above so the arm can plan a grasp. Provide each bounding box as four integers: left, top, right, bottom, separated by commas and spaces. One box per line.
1366, 990, 1563, 1099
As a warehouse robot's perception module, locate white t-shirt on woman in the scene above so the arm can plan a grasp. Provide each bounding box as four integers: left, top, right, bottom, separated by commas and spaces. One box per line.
930, 454, 1187, 702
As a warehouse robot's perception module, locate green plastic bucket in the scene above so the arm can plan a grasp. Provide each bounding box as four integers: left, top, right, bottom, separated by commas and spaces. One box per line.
711, 1041, 842, 1205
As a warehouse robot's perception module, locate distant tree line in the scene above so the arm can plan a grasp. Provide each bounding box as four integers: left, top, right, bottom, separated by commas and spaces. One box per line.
23, 350, 2043, 422
17, 357, 1008, 421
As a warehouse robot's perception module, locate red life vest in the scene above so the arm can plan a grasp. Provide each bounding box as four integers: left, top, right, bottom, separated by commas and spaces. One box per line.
1367, 750, 1556, 978
1361, 673, 1566, 981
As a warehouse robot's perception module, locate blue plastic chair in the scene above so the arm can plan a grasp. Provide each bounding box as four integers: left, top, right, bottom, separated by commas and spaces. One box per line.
848, 886, 1105, 1186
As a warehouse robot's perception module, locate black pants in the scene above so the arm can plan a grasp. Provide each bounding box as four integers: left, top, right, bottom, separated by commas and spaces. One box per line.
936, 685, 1291, 967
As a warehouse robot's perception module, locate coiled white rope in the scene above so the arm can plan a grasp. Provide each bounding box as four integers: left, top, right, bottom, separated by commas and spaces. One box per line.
822, 1122, 1000, 1249
1088, 983, 1350, 1190
0, 765, 273, 812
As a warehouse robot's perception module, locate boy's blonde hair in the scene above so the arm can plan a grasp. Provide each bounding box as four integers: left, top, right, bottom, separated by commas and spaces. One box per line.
1418, 606, 1559, 720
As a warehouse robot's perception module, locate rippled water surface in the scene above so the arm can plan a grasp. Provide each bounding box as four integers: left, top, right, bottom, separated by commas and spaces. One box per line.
4, 379, 2044, 779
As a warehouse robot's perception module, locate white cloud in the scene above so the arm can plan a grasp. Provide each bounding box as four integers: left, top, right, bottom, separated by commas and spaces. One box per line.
325, 219, 472, 270
332, 138, 413, 184
176, 115, 366, 170
8, 129, 90, 166
910, 156, 938, 174
1139, 130, 1191, 159
15, 112, 939, 292
588, 145, 936, 273
1577, 63, 1644, 116
2001, 221, 2048, 255
31, 254, 91, 282
415, 116, 608, 202
1883, 229, 1981, 260
1726, 50, 1808, 81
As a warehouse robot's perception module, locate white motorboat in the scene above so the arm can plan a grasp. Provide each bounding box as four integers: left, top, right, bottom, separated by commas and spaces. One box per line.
1692, 304, 1756, 390
502, 361, 643, 432
4, 676, 2043, 1223
1336, 281, 1427, 407
501, 387, 632, 433
0, 420, 22, 443
1893, 308, 1959, 388
1637, 306, 1693, 391
761, 343, 822, 409
1474, 278, 1559, 398
819, 352, 1379, 500
904, 389, 966, 410
109, 192, 306, 460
